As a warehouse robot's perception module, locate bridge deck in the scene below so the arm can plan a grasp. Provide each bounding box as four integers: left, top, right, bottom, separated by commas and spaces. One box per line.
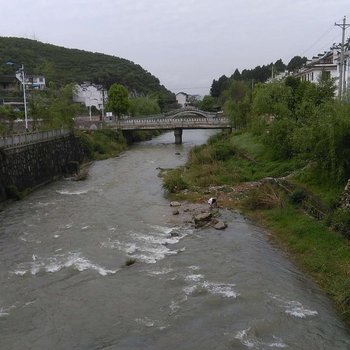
114, 117, 231, 130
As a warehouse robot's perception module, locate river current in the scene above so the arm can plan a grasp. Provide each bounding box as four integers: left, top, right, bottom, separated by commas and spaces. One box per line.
1, 130, 350, 349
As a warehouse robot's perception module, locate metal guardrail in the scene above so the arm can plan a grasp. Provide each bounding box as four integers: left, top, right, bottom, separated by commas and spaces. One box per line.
0, 129, 70, 149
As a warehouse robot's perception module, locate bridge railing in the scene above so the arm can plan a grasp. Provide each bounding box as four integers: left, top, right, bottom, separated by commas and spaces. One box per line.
115, 117, 231, 129
118, 116, 230, 123
0, 129, 70, 149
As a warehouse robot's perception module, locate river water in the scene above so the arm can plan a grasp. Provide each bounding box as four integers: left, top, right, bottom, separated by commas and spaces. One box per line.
1, 130, 350, 349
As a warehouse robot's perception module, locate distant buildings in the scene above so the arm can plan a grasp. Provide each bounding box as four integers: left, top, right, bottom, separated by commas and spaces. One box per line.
15, 73, 46, 90
0, 73, 46, 94
176, 92, 202, 107
293, 43, 349, 97
73, 82, 107, 116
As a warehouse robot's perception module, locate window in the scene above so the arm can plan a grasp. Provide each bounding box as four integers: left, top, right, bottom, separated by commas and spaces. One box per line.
321, 71, 331, 80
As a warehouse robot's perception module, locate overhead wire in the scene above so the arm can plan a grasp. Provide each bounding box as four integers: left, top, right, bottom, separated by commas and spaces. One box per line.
299, 25, 337, 57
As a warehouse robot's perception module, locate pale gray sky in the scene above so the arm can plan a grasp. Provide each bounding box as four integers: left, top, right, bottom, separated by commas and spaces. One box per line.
1, 0, 349, 95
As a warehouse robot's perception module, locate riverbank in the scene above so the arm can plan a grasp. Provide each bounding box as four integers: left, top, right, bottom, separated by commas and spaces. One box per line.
162, 131, 350, 326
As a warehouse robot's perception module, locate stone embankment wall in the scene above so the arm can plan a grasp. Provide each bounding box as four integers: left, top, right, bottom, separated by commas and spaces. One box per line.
0, 135, 86, 201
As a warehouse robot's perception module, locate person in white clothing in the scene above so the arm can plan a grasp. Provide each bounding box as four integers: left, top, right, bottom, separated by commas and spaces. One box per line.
207, 197, 217, 207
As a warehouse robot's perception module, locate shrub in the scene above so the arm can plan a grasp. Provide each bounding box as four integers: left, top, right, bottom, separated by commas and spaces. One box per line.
76, 132, 94, 159
188, 145, 212, 165
327, 208, 350, 239
163, 169, 188, 193
242, 184, 285, 210
289, 189, 307, 205
210, 142, 235, 161
263, 117, 295, 159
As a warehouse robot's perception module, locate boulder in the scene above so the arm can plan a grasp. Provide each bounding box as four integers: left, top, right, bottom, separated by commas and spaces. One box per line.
213, 220, 227, 230
193, 212, 212, 227
172, 209, 180, 215
170, 201, 181, 207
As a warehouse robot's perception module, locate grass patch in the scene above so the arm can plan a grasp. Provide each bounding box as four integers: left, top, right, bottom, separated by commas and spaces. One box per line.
182, 132, 304, 188
77, 129, 127, 160
162, 168, 189, 193
260, 205, 350, 324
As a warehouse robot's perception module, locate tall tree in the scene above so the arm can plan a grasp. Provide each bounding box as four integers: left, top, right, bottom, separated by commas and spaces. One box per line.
210, 75, 229, 97
107, 84, 130, 118
231, 69, 241, 80
129, 96, 160, 116
274, 59, 286, 73
287, 56, 307, 72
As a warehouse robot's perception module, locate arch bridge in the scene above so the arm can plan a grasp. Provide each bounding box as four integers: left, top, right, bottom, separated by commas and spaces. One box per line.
115, 107, 232, 144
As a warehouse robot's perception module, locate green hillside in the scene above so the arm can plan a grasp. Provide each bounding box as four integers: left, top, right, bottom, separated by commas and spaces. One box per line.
0, 37, 176, 109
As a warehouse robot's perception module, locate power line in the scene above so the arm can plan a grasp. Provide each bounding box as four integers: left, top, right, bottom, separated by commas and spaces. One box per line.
299, 25, 336, 56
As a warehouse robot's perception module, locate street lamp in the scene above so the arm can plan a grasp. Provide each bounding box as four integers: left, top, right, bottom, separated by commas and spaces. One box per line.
5, 61, 28, 131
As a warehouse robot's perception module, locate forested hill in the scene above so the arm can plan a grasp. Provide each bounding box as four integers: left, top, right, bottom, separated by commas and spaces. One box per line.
0, 37, 176, 108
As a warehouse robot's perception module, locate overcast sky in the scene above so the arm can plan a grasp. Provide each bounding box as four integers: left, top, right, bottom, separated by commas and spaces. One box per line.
1, 0, 349, 95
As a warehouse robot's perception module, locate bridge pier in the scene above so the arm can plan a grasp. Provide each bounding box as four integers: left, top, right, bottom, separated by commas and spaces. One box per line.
174, 128, 183, 144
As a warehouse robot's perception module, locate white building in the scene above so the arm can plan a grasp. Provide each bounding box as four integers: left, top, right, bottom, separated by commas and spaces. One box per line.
31, 76, 46, 90
176, 92, 188, 107
15, 73, 46, 90
176, 92, 202, 107
293, 43, 350, 97
74, 82, 107, 116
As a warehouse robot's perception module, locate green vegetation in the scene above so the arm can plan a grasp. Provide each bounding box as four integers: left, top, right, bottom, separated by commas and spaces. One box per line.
77, 129, 127, 160
5, 185, 33, 200
129, 96, 161, 116
107, 84, 130, 118
0, 37, 177, 109
209, 55, 307, 99
162, 73, 350, 325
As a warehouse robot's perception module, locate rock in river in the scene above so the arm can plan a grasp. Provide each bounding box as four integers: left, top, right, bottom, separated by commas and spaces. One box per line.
193, 212, 212, 228
213, 220, 227, 230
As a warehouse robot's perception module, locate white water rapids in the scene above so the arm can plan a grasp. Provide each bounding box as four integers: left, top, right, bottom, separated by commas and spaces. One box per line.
0, 130, 349, 349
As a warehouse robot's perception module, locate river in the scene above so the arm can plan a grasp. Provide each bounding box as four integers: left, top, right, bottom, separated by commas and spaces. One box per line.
0, 130, 350, 349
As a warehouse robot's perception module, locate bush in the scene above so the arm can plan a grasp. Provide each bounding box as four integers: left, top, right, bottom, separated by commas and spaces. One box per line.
242, 184, 285, 210
210, 142, 235, 161
327, 209, 350, 238
77, 132, 94, 159
264, 117, 295, 159
188, 145, 213, 165
163, 169, 188, 193
249, 115, 268, 136
289, 189, 307, 205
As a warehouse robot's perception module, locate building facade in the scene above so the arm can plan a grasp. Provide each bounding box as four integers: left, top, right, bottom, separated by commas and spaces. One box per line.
73, 83, 107, 115
293, 43, 350, 97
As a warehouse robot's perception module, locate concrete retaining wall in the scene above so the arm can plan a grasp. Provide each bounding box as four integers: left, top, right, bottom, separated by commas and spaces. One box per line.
0, 134, 86, 201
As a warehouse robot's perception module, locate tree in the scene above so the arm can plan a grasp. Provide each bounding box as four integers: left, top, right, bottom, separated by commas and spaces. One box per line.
210, 75, 229, 98
107, 84, 130, 118
223, 80, 251, 128
198, 95, 217, 112
231, 69, 241, 80
287, 56, 307, 72
44, 84, 81, 129
274, 59, 286, 73
129, 96, 160, 116
252, 81, 292, 119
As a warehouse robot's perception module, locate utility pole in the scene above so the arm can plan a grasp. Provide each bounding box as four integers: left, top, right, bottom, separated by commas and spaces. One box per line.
335, 16, 350, 100
21, 65, 28, 131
